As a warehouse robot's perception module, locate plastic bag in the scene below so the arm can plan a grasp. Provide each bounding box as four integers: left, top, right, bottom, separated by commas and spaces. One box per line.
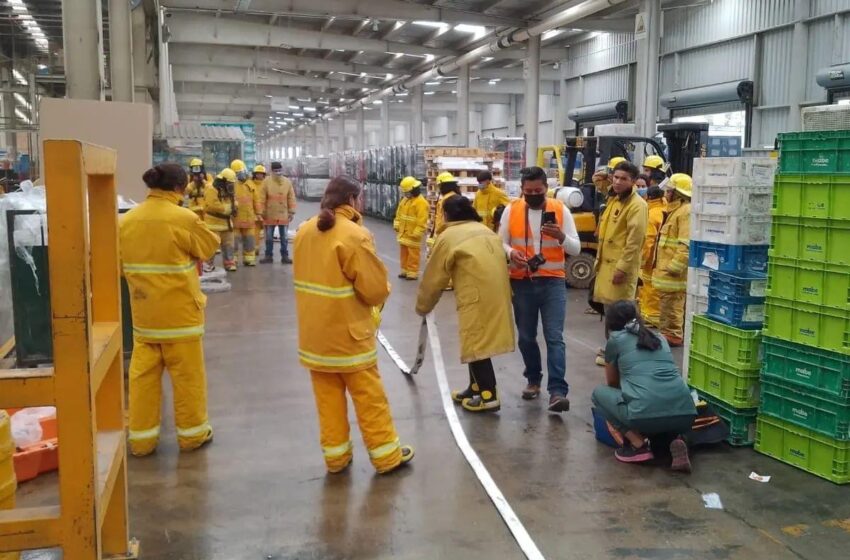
10, 407, 55, 448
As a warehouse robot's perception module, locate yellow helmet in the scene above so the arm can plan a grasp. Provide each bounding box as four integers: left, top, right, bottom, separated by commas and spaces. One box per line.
668, 173, 693, 198
253, 164, 266, 174
217, 168, 237, 183
399, 176, 422, 192
189, 157, 203, 168
436, 171, 456, 185
607, 156, 627, 169
230, 159, 247, 173
643, 155, 665, 171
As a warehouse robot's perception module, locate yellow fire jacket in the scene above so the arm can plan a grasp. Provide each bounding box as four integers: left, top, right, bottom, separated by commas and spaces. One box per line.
640, 197, 666, 281
185, 177, 211, 215
473, 185, 510, 231
233, 180, 261, 229
261, 175, 297, 225
119, 189, 221, 343
293, 205, 391, 373
593, 188, 648, 305
652, 199, 691, 292
393, 194, 429, 248
203, 186, 235, 232
416, 220, 515, 363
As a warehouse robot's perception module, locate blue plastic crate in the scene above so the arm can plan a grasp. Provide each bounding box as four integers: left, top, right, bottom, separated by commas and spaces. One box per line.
707, 285, 765, 329
709, 270, 767, 299
688, 241, 769, 273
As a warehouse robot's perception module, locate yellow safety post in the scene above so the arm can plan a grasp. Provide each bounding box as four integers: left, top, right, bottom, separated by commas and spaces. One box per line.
0, 140, 138, 559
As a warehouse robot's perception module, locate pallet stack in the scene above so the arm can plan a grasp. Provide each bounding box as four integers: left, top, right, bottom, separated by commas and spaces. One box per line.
424, 147, 505, 197
685, 157, 776, 447
756, 131, 850, 484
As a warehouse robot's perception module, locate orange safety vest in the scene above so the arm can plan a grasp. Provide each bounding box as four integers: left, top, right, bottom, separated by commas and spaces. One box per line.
507, 198, 566, 280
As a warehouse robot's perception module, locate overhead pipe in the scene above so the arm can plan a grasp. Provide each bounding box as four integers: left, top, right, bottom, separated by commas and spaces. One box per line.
320, 0, 626, 122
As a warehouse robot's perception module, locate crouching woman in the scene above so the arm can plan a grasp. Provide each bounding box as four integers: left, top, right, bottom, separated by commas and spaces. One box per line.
591, 300, 696, 471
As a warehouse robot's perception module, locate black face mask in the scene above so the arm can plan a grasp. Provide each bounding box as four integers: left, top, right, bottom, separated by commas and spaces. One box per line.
410, 187, 421, 197
524, 193, 546, 209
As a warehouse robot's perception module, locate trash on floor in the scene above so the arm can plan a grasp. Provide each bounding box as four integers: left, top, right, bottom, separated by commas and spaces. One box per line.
749, 472, 771, 483
702, 493, 724, 509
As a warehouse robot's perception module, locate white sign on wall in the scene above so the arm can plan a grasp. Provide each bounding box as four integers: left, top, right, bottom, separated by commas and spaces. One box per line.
635, 12, 648, 40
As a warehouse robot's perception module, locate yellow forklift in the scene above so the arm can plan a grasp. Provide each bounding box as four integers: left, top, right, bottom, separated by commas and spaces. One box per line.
538, 134, 670, 288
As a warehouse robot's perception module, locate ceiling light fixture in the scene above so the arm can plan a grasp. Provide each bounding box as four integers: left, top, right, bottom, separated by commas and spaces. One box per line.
542, 29, 564, 41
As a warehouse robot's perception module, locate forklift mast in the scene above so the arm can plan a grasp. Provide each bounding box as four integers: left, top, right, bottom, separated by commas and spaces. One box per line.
656, 122, 709, 176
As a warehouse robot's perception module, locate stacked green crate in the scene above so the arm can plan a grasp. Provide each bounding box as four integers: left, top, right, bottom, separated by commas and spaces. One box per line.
757, 131, 850, 484
689, 315, 762, 445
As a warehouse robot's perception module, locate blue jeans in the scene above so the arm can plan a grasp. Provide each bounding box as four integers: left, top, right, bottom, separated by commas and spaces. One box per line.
264, 225, 289, 258
511, 278, 568, 396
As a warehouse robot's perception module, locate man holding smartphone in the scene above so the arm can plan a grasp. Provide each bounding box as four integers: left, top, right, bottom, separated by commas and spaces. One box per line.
499, 167, 581, 411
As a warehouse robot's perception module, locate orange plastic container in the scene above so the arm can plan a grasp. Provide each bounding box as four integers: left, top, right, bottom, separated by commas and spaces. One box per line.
7, 411, 60, 483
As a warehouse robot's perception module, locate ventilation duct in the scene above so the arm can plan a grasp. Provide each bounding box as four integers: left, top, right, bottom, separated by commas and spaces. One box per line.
567, 100, 627, 124
816, 64, 850, 104
660, 80, 753, 110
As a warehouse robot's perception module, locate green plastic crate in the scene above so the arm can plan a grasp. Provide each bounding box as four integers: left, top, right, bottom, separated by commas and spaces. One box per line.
770, 215, 850, 265
767, 256, 850, 310
762, 337, 850, 400
688, 350, 761, 408
773, 174, 850, 221
696, 391, 758, 446
760, 376, 850, 440
763, 297, 850, 355
778, 131, 850, 174
690, 314, 762, 369
755, 415, 850, 484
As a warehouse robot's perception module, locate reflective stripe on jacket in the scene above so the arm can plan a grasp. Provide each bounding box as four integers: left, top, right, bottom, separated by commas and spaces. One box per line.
120, 189, 220, 343
394, 194, 429, 248
652, 199, 690, 292
473, 185, 510, 231
293, 205, 391, 373
507, 198, 566, 279
262, 176, 297, 225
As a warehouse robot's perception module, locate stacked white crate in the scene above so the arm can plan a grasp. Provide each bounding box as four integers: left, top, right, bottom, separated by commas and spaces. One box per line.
684, 157, 777, 379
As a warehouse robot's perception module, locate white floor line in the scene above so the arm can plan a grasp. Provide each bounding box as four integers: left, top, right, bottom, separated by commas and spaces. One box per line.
424, 313, 546, 560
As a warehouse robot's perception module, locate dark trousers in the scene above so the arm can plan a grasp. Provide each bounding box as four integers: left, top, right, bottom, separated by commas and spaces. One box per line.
468, 359, 497, 395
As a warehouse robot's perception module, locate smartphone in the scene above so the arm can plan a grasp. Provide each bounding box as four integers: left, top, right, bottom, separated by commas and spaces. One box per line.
542, 211, 557, 225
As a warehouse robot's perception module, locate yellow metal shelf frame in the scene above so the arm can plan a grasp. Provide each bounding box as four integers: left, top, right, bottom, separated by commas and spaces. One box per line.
0, 140, 138, 559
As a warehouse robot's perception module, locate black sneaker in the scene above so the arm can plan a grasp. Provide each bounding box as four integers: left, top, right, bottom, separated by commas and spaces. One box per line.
259, 256, 273, 264
281, 256, 293, 264
614, 442, 654, 463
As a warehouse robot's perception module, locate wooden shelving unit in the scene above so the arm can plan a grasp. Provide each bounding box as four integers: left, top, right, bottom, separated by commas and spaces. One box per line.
0, 140, 138, 559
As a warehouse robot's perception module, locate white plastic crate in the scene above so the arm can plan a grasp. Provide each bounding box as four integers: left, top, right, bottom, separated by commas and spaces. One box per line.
686, 292, 708, 316
687, 267, 710, 298
692, 184, 773, 216
690, 212, 772, 246
693, 157, 776, 188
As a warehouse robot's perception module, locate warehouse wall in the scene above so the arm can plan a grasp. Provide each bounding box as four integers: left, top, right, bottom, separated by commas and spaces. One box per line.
469, 0, 850, 149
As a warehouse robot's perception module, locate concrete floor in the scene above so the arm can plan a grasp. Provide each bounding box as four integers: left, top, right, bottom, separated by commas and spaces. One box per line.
16, 202, 850, 559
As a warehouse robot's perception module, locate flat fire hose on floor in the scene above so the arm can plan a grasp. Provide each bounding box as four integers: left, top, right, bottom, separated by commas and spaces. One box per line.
377, 318, 427, 375
377, 315, 545, 560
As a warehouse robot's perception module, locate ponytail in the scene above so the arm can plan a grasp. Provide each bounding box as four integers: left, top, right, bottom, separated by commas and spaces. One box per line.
317, 208, 336, 232
605, 300, 662, 351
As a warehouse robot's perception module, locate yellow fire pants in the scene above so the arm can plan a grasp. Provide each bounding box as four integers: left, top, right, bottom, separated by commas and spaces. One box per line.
639, 275, 661, 328
658, 290, 686, 342
234, 226, 257, 265
309, 367, 403, 473
399, 243, 422, 279
128, 338, 212, 456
